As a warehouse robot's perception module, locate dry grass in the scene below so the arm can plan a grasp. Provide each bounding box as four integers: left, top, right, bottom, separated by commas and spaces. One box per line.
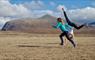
0, 31, 95, 60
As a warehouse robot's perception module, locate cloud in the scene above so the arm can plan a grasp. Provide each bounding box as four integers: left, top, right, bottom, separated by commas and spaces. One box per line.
46, 10, 53, 15
0, 0, 14, 16
0, 0, 33, 29
24, 0, 45, 10
68, 7, 95, 20
13, 4, 32, 18
0, 0, 32, 18
30, 10, 54, 18
0, 0, 64, 19
0, 0, 95, 21
57, 5, 67, 11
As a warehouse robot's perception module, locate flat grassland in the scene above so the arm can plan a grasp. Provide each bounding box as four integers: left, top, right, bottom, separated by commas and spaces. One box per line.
0, 31, 95, 60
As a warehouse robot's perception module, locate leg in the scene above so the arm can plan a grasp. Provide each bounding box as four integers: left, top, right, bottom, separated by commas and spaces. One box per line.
64, 37, 67, 46
70, 23, 85, 30
59, 32, 65, 45
65, 32, 76, 47
64, 11, 85, 29
68, 33, 73, 39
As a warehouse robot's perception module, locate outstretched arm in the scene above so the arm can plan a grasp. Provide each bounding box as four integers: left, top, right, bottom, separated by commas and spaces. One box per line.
52, 22, 61, 29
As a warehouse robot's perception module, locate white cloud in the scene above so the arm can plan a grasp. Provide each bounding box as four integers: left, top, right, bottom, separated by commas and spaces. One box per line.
68, 7, 95, 20
24, 0, 45, 10
0, 0, 95, 22
13, 4, 32, 18
0, 0, 54, 19
46, 10, 53, 15
37, 0, 44, 6
57, 5, 67, 11
30, 10, 54, 18
0, 0, 32, 18
0, 0, 15, 16
0, 0, 33, 29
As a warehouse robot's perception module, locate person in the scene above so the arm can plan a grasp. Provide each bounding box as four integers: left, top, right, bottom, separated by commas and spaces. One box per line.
64, 23, 74, 45
52, 18, 76, 47
62, 8, 85, 29
65, 23, 74, 38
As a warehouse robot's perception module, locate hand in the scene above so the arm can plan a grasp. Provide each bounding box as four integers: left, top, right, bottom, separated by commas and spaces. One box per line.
52, 25, 56, 28
52, 25, 55, 27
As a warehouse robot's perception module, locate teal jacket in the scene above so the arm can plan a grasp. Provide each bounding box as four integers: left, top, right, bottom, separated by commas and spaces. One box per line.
53, 22, 68, 32
65, 23, 73, 32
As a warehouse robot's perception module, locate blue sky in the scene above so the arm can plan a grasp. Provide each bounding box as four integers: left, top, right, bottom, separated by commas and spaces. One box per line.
8, 0, 95, 19
0, 0, 95, 20
8, 0, 95, 18
10, 0, 95, 10
0, 0, 95, 19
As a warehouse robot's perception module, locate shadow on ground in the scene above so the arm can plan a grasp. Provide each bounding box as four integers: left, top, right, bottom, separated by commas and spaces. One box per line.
17, 43, 61, 48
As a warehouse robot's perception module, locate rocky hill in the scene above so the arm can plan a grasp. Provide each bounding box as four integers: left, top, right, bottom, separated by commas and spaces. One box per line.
1, 14, 59, 33
1, 14, 95, 35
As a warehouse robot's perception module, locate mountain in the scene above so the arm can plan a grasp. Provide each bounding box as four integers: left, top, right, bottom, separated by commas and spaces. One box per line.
1, 14, 58, 33
39, 14, 56, 19
2, 14, 95, 34
88, 22, 95, 27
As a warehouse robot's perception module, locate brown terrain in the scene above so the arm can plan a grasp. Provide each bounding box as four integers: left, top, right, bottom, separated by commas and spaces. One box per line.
0, 31, 95, 60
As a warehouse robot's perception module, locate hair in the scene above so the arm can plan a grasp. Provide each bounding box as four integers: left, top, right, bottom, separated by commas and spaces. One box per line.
57, 18, 64, 23
57, 18, 62, 22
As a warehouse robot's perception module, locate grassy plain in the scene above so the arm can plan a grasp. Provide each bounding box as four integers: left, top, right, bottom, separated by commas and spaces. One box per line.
0, 31, 95, 60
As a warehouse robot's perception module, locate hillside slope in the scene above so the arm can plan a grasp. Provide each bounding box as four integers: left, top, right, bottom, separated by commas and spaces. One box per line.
1, 14, 59, 33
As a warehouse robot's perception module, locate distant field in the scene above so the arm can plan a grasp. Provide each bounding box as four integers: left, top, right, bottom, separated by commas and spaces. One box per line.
0, 31, 95, 60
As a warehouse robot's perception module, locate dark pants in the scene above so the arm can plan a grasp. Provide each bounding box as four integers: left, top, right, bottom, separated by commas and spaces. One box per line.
64, 11, 85, 30
59, 31, 76, 47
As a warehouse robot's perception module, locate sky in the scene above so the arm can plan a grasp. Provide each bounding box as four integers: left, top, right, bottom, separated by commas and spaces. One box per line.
0, 0, 95, 29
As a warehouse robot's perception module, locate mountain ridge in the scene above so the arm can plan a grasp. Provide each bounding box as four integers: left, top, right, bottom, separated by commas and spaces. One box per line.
1, 14, 58, 33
